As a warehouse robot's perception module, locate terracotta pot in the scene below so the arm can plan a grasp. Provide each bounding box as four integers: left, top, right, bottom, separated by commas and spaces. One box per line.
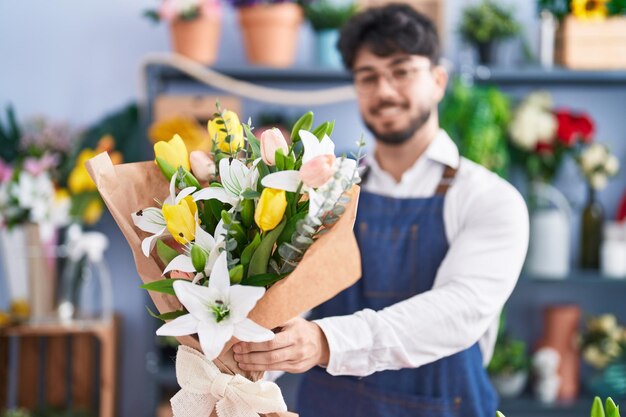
238, 3, 303, 67
170, 14, 221, 65
536, 305, 581, 401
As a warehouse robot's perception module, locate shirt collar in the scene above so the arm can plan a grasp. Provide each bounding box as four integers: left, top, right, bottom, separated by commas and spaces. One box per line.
365, 129, 460, 174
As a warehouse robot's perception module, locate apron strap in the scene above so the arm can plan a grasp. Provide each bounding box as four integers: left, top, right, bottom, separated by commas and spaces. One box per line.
435, 163, 459, 195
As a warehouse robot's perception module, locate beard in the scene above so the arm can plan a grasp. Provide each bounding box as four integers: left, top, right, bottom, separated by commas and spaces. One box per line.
364, 104, 432, 146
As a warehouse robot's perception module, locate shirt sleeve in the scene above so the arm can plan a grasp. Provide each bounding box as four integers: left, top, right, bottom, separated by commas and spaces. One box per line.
314, 179, 529, 377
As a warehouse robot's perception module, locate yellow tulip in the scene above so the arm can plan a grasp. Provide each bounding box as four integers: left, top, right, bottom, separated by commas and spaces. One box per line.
68, 149, 98, 194
572, 0, 608, 20
154, 134, 190, 171
10, 299, 30, 321
255, 188, 287, 232
149, 117, 211, 152
208, 110, 245, 153
83, 199, 104, 225
162, 196, 198, 244
0, 310, 10, 327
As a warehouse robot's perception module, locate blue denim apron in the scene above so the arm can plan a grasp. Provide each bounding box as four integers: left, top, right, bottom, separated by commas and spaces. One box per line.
297, 164, 497, 417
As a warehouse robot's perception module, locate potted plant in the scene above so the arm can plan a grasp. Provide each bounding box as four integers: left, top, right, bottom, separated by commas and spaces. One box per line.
304, 0, 357, 68
145, 0, 222, 65
229, 0, 304, 67
458, 0, 521, 65
487, 313, 530, 398
539, 0, 626, 69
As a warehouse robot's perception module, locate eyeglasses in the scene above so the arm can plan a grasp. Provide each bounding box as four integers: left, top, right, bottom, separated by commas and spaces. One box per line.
353, 64, 431, 96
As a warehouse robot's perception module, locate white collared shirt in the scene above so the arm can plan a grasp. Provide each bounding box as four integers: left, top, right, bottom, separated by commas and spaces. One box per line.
314, 129, 529, 377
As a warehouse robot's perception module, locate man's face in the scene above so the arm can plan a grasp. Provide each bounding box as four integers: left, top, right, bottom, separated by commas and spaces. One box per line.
352, 48, 447, 145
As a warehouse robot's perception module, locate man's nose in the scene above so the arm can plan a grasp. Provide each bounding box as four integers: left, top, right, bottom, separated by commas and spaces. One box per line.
373, 74, 400, 100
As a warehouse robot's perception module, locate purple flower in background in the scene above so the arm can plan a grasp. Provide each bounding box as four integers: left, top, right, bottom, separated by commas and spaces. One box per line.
23, 153, 60, 176
0, 159, 12, 183
20, 117, 77, 153
228, 0, 294, 8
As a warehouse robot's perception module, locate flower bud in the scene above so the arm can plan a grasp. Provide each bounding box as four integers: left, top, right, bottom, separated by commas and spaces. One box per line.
189, 151, 216, 182
208, 110, 244, 154
300, 154, 336, 189
254, 188, 287, 232
260, 128, 289, 166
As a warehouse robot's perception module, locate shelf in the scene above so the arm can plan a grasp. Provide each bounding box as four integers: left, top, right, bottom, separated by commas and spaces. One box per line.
473, 66, 626, 87
499, 396, 591, 417
519, 269, 626, 284
0, 317, 115, 337
146, 63, 352, 85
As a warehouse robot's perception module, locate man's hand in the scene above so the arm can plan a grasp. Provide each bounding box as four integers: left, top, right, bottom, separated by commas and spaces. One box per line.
233, 317, 330, 373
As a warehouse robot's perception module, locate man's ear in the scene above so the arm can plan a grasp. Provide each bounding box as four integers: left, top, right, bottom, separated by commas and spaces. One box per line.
432, 65, 449, 103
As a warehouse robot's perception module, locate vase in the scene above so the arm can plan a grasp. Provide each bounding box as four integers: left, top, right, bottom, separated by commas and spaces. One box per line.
170, 14, 221, 65
587, 362, 626, 401
315, 29, 342, 69
539, 10, 557, 69
525, 181, 571, 279
237, 3, 303, 68
476, 41, 495, 66
581, 186, 604, 269
536, 305, 581, 401
0, 223, 56, 321
491, 371, 528, 399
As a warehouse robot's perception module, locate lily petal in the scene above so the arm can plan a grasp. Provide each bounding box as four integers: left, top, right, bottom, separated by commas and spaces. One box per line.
156, 313, 199, 336
166, 172, 178, 205
198, 320, 234, 359
233, 318, 275, 342
213, 219, 227, 243
175, 186, 198, 204
222, 159, 248, 197
163, 254, 196, 275
195, 224, 216, 251
204, 240, 224, 276
193, 187, 238, 206
172, 280, 218, 323
208, 251, 230, 296
132, 207, 165, 234
141, 228, 166, 257
261, 171, 303, 193
300, 130, 321, 164
319, 134, 335, 157
228, 284, 266, 320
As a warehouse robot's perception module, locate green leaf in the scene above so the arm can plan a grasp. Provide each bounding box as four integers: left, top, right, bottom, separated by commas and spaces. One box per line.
155, 157, 176, 181
496, 412, 506, 417
140, 279, 186, 296
208, 197, 226, 223
146, 306, 186, 321
241, 189, 261, 200
243, 124, 261, 159
606, 398, 620, 417
592, 397, 606, 417
156, 240, 178, 265
285, 153, 296, 171
275, 148, 286, 171
178, 167, 201, 190
241, 233, 262, 268
277, 211, 308, 247
247, 218, 286, 277
240, 198, 255, 228
326, 120, 335, 136
242, 272, 288, 287
290, 111, 314, 144
312, 122, 331, 141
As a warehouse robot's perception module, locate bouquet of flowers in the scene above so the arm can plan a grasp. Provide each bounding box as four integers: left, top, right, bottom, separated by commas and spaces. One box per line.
86, 107, 362, 416
509, 91, 595, 182
581, 314, 626, 369
576, 142, 620, 190
144, 0, 221, 23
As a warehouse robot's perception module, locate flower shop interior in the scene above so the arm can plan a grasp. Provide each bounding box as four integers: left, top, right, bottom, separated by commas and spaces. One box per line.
1, 0, 626, 416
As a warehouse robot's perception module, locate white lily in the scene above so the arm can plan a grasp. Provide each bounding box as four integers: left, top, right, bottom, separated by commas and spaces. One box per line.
162, 221, 226, 284
156, 251, 274, 359
132, 173, 197, 257
193, 158, 259, 206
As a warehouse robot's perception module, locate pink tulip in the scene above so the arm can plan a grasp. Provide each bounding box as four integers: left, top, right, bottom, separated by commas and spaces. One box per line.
260, 128, 289, 166
189, 150, 216, 182
300, 154, 336, 188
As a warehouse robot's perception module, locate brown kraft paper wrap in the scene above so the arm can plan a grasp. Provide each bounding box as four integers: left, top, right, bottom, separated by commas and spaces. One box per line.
86, 152, 362, 416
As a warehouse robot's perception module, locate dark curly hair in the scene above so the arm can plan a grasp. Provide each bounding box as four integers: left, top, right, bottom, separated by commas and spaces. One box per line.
338, 4, 440, 70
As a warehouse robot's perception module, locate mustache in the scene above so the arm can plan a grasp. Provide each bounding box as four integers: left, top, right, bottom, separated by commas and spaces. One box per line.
371, 101, 409, 114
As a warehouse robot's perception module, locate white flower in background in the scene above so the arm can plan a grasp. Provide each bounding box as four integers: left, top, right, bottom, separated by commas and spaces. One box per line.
580, 143, 607, 173
509, 93, 557, 151
193, 158, 259, 207
156, 251, 274, 359
162, 220, 226, 284
605, 155, 620, 176
132, 173, 197, 257
589, 173, 608, 190
14, 171, 55, 223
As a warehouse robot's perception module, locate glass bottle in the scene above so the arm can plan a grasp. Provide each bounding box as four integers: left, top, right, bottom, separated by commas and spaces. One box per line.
581, 187, 604, 269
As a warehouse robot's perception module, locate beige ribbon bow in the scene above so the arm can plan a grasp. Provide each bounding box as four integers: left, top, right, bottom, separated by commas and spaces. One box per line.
171, 345, 288, 417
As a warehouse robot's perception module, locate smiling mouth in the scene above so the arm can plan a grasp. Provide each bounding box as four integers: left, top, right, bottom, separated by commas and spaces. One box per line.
372, 103, 408, 116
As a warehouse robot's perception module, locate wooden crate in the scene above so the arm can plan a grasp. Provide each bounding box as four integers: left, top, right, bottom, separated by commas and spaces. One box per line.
357, 0, 445, 41
555, 16, 626, 69
0, 317, 119, 417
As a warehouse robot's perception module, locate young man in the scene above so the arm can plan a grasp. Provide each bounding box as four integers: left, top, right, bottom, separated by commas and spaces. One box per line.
234, 5, 529, 416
